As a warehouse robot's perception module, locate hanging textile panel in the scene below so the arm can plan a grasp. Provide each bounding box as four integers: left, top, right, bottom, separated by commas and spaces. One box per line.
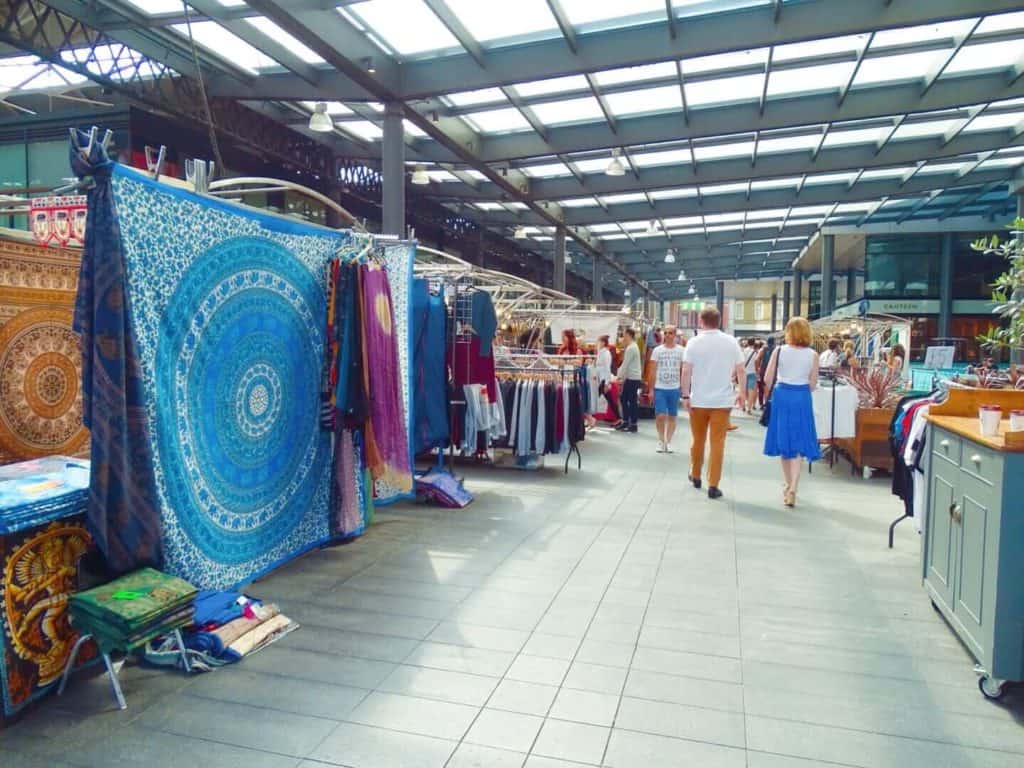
373, 242, 415, 504
0, 233, 89, 464
109, 166, 347, 589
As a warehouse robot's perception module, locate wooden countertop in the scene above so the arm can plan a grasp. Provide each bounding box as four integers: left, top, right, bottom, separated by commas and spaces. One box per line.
927, 414, 1024, 452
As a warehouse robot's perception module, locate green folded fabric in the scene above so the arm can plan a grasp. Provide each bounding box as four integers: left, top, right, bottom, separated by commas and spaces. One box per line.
69, 568, 197, 635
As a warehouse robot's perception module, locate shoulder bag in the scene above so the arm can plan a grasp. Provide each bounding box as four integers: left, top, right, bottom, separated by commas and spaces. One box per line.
759, 346, 783, 427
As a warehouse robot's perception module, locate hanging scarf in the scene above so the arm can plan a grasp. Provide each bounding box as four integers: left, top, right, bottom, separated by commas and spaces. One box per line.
359, 265, 412, 492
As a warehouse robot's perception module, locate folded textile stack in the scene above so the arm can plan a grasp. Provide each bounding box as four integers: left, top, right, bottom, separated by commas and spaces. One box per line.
69, 568, 198, 653
0, 456, 90, 534
415, 470, 474, 508
143, 589, 298, 672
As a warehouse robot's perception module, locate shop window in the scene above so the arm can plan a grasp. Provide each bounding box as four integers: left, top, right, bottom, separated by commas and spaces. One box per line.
754, 301, 765, 321
864, 235, 941, 298
808, 282, 821, 319
26, 140, 69, 189
952, 233, 1010, 299
734, 300, 745, 320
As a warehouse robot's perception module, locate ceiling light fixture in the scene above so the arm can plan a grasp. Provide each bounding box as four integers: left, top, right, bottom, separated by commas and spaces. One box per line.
677, 270, 686, 281
308, 102, 334, 132
565, 253, 573, 264
624, 287, 631, 298
664, 248, 676, 264
605, 148, 626, 177
410, 164, 430, 185
513, 225, 527, 239
688, 283, 696, 295
361, 56, 376, 74
645, 220, 659, 236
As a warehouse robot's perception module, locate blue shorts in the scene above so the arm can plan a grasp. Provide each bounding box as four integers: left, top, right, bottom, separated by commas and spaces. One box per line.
746, 373, 758, 389
654, 388, 681, 416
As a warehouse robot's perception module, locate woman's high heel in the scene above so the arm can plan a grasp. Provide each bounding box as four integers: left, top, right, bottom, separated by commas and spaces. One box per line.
784, 489, 796, 507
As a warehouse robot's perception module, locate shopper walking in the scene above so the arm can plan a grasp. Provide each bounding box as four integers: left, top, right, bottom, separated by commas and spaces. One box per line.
617, 328, 642, 433
596, 334, 622, 427
680, 308, 745, 499
742, 339, 759, 414
756, 337, 772, 409
763, 317, 821, 507
649, 326, 686, 453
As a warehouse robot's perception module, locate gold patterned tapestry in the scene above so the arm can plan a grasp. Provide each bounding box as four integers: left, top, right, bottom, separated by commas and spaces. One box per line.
0, 231, 88, 464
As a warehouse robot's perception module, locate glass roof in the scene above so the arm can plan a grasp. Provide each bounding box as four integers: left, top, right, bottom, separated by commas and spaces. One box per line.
445, 0, 558, 42
346, 1, 460, 56
171, 22, 278, 73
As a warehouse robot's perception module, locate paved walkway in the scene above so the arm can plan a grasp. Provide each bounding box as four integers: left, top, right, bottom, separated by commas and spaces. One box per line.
5, 412, 1024, 767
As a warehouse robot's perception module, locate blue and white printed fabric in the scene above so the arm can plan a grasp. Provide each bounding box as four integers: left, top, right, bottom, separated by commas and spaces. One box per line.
373, 242, 415, 505
110, 166, 346, 588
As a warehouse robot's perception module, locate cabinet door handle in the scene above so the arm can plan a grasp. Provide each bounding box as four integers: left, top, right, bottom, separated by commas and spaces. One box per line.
940, 439, 950, 448
949, 503, 962, 524
970, 454, 981, 464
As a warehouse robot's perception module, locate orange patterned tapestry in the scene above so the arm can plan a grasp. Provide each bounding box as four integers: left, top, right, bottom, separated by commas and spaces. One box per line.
0, 231, 88, 464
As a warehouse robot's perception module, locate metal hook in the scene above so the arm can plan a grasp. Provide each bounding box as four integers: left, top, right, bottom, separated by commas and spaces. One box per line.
145, 145, 167, 182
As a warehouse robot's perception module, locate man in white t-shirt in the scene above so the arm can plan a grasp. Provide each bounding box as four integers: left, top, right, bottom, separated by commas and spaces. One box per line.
680, 307, 745, 500
648, 326, 686, 454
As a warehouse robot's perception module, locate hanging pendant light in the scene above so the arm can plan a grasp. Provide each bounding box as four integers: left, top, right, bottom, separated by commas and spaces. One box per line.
513, 225, 527, 239
308, 102, 334, 132
677, 270, 686, 281
605, 148, 626, 177
688, 283, 696, 295
624, 286, 631, 298
565, 253, 573, 264
645, 220, 659, 236
410, 164, 430, 185
664, 248, 675, 264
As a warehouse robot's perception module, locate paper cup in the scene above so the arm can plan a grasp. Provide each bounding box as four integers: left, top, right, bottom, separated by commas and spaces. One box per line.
979, 405, 1002, 437
1011, 410, 1024, 432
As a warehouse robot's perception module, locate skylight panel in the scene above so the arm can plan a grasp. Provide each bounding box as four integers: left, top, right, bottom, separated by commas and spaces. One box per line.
767, 62, 856, 98
601, 193, 648, 205
976, 10, 1024, 34
403, 120, 427, 137
600, 233, 630, 240
685, 74, 763, 108
124, 0, 183, 12
666, 226, 707, 235
805, 172, 858, 185
693, 141, 755, 162
854, 50, 944, 86
945, 40, 1024, 76
463, 107, 532, 133
300, 100, 352, 115
790, 204, 836, 216
2, 56, 86, 91
746, 208, 791, 220
447, 88, 506, 107
339, 120, 384, 141
621, 220, 653, 231
425, 170, 459, 182
919, 162, 968, 174
589, 223, 623, 232
757, 134, 821, 154
633, 148, 692, 167
171, 22, 277, 73
245, 17, 325, 63
702, 183, 749, 196
860, 167, 914, 180
522, 162, 573, 178
558, 0, 664, 28
872, 19, 978, 48
605, 85, 682, 117
773, 34, 867, 62
474, 202, 505, 210
505, 202, 528, 210
750, 178, 800, 190
594, 62, 678, 87
531, 96, 605, 126
347, 0, 460, 56
822, 126, 888, 147
650, 188, 698, 200
891, 119, 957, 140
963, 112, 1024, 132
663, 215, 704, 227
570, 158, 616, 174
513, 75, 589, 98
683, 48, 768, 75
444, 0, 558, 42
704, 212, 746, 224
560, 197, 601, 207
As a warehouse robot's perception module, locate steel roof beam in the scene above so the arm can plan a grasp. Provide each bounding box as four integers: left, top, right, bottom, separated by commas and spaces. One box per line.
422, 0, 486, 68
939, 181, 1002, 220
546, 0, 578, 54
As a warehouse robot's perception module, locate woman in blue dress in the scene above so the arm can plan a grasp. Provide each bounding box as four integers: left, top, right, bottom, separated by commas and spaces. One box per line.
763, 317, 821, 507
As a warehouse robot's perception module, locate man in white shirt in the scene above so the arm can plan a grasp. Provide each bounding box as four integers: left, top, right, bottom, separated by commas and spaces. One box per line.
819, 338, 841, 369
680, 307, 745, 499
648, 326, 686, 453
616, 328, 642, 433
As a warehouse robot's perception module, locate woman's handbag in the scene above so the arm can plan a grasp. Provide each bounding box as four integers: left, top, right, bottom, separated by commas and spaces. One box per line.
759, 347, 782, 427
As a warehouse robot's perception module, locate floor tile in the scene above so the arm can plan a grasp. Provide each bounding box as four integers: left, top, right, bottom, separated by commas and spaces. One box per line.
603, 728, 747, 768
615, 696, 746, 748
630, 645, 742, 684
447, 743, 527, 768
404, 641, 515, 677
284, 624, 419, 663
623, 669, 744, 713
574, 638, 636, 668
347, 691, 478, 741
464, 708, 544, 753
377, 664, 498, 707
309, 722, 456, 768
531, 719, 610, 765
186, 669, 369, 720
506, 655, 571, 686
548, 688, 619, 727
488, 679, 559, 716
426, 622, 530, 653
521, 632, 583, 661
242, 646, 397, 689
562, 662, 628, 695
138, 693, 336, 757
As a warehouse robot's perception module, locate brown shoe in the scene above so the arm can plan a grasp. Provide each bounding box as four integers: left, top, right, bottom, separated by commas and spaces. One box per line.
727, 423, 738, 432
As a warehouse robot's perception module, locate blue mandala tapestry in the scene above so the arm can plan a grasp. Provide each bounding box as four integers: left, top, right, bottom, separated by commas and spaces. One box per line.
109, 166, 347, 589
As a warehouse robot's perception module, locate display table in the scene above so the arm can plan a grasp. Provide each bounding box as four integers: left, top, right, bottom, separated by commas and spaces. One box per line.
0, 456, 95, 722
811, 383, 857, 439
922, 389, 1024, 700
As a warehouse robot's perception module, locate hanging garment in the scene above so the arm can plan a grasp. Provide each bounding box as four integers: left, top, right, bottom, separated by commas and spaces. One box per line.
71, 135, 163, 574
332, 428, 365, 538
412, 280, 449, 454
360, 265, 413, 493
333, 261, 368, 429
470, 289, 498, 358
451, 336, 498, 401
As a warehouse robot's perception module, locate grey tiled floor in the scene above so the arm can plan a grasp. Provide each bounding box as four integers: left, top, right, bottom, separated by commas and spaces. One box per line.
4, 412, 1024, 767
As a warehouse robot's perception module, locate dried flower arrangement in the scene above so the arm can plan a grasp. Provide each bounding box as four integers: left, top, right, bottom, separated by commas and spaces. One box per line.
841, 366, 903, 409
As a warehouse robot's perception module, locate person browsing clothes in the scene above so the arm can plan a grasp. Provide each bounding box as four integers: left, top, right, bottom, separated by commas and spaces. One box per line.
616, 328, 642, 433
680, 308, 745, 500
648, 326, 686, 453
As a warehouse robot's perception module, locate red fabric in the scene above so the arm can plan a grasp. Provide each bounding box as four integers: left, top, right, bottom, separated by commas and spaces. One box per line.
450, 337, 497, 403
595, 381, 621, 423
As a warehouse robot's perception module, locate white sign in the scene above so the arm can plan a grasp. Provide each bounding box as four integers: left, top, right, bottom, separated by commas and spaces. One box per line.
549, 314, 620, 345
872, 299, 940, 315
923, 346, 955, 369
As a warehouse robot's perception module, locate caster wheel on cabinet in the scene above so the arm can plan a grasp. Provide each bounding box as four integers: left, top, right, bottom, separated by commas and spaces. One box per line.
979, 675, 1007, 701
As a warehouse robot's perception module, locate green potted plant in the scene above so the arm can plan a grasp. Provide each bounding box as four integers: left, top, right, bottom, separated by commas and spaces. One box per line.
973, 218, 1024, 355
